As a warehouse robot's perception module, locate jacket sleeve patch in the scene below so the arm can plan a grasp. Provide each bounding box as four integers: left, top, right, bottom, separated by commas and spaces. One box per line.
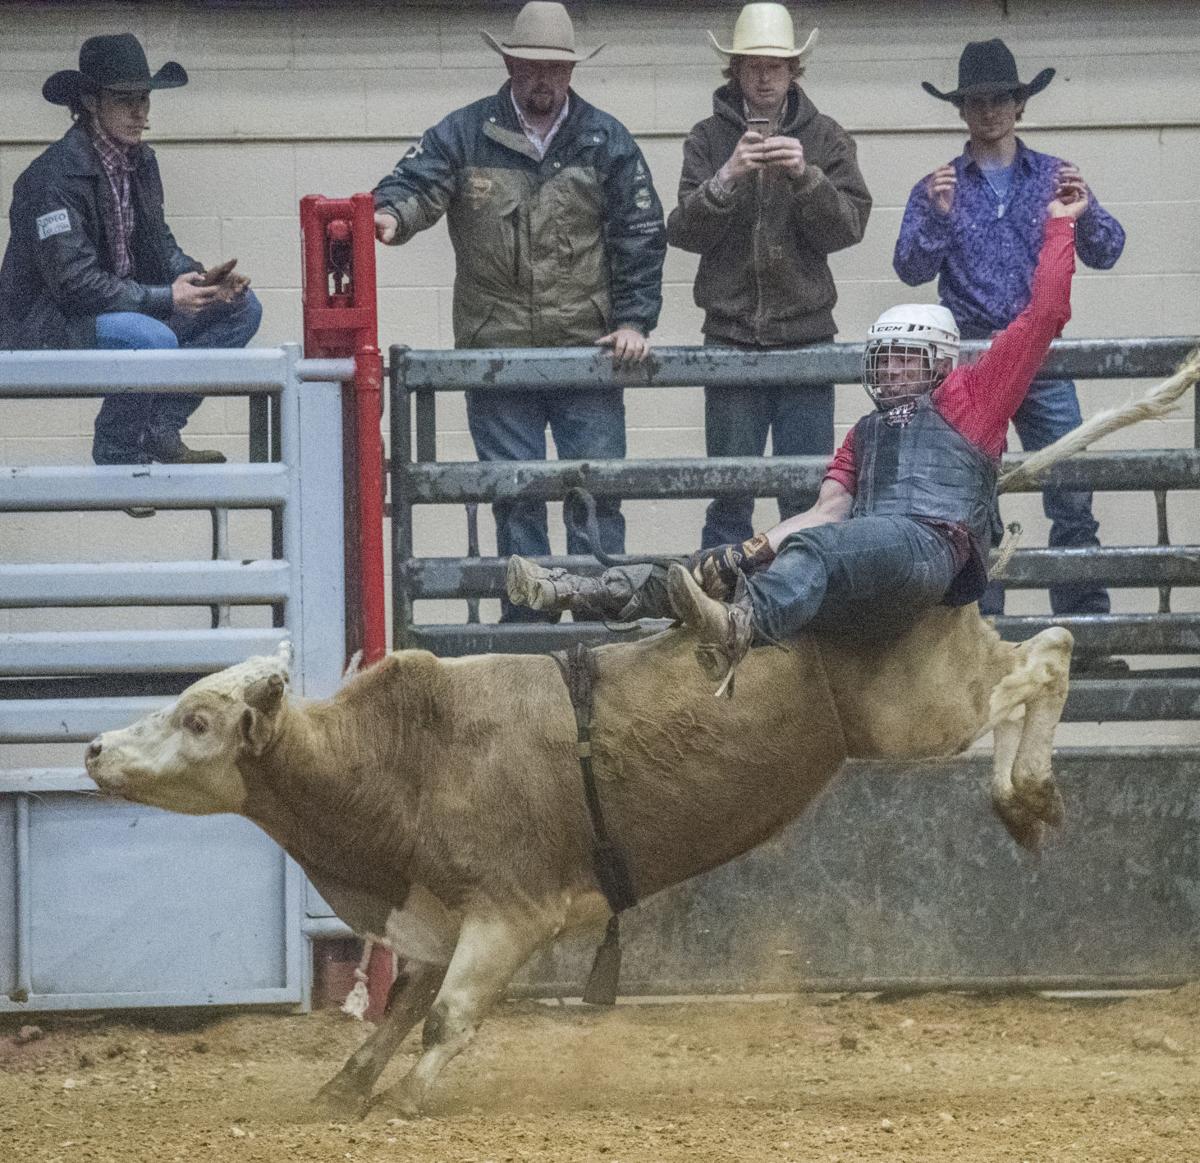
36, 209, 71, 240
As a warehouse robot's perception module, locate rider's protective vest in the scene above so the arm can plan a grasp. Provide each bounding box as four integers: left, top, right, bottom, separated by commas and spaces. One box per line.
849, 395, 1000, 604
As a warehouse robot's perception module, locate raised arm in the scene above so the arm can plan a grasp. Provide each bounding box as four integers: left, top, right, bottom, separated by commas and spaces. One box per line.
943, 195, 1082, 445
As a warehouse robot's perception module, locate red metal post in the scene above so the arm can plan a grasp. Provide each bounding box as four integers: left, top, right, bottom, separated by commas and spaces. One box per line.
300, 193, 392, 1018
300, 193, 385, 668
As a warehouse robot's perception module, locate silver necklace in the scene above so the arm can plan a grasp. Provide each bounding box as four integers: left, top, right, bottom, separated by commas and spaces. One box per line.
980, 168, 1009, 219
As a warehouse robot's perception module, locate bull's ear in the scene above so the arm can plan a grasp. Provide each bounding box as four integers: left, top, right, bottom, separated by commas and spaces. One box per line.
240, 673, 285, 756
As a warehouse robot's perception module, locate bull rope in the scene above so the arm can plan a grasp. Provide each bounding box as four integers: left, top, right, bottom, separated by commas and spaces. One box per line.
998, 348, 1200, 493
552, 643, 638, 1007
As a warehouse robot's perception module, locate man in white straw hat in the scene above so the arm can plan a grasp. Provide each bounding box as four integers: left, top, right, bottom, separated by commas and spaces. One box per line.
668, 3, 871, 552
373, 2, 666, 622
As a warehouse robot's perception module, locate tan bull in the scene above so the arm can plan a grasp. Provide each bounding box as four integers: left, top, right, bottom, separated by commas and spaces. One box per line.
84, 602, 1069, 1119
82, 354, 1197, 1118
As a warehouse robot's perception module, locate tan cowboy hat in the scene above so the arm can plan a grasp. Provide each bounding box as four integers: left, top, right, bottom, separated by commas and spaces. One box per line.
708, 3, 817, 61
481, 2, 604, 63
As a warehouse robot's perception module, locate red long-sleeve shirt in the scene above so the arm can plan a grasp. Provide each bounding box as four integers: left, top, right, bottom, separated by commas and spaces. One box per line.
826, 216, 1077, 492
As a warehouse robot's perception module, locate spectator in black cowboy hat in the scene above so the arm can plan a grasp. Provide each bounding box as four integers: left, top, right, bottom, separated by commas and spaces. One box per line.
892, 38, 1127, 673
0, 32, 261, 478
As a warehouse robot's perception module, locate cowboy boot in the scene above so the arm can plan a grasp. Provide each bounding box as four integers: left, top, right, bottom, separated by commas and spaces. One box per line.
506, 556, 636, 619
666, 563, 754, 696
143, 430, 227, 465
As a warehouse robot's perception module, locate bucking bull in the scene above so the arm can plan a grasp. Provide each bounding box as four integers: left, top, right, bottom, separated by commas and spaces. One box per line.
84, 357, 1197, 1118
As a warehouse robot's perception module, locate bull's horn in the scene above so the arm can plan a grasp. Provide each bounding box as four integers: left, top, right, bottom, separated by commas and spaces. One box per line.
244, 672, 286, 713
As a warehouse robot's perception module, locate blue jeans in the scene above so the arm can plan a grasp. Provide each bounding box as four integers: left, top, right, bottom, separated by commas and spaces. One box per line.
701, 338, 834, 549
746, 516, 959, 644
979, 378, 1109, 616
466, 386, 626, 622
92, 290, 262, 464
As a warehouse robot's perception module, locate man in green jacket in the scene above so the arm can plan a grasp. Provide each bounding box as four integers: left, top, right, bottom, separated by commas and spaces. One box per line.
373, 2, 666, 621
668, 3, 872, 550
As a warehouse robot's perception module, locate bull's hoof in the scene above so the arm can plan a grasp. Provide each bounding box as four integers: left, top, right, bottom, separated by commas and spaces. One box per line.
370, 1083, 423, 1120
991, 794, 1047, 855
1016, 776, 1066, 828
309, 1078, 372, 1122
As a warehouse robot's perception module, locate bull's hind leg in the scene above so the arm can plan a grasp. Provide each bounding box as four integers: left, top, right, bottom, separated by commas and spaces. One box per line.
375, 909, 551, 1118
311, 959, 447, 1119
987, 626, 1073, 851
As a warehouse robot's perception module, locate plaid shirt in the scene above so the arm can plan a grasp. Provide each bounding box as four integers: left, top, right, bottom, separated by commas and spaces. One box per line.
90, 129, 137, 278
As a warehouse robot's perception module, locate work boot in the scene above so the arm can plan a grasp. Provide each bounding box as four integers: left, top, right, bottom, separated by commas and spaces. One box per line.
506, 556, 634, 619
666, 563, 754, 696
144, 431, 226, 465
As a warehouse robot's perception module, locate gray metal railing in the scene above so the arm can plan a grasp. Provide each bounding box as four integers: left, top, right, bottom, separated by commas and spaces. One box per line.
0, 344, 350, 1013
390, 337, 1200, 723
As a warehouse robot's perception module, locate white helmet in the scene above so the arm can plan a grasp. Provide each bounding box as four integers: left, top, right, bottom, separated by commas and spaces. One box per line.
863, 304, 960, 411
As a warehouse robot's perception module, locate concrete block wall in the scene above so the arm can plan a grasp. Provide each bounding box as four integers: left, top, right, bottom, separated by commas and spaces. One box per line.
2, 1, 1198, 750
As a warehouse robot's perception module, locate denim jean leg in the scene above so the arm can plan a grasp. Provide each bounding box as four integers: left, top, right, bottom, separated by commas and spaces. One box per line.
769, 380, 834, 520
744, 530, 830, 643
702, 383, 772, 548
549, 388, 627, 557
92, 311, 179, 464
747, 517, 957, 643
152, 291, 264, 439
1014, 378, 1109, 615
467, 387, 553, 622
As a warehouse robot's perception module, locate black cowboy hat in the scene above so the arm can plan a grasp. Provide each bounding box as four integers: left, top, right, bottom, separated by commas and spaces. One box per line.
922, 38, 1054, 105
43, 33, 187, 107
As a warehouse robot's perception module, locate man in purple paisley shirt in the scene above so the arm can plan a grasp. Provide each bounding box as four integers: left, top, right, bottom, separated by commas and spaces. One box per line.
892, 39, 1126, 671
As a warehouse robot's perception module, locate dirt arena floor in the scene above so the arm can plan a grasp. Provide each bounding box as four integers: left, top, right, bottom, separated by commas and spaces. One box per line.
2, 986, 1198, 1162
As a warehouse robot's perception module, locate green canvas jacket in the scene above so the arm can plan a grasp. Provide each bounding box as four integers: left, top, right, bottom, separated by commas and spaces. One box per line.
374, 83, 666, 349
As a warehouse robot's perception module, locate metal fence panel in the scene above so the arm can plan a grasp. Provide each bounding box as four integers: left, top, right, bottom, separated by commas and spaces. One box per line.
0, 346, 347, 1014
515, 748, 1200, 996
400, 449, 1200, 505
398, 337, 1198, 393
11, 797, 291, 1008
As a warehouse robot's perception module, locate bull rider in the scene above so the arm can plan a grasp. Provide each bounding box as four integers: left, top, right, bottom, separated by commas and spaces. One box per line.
507, 184, 1090, 688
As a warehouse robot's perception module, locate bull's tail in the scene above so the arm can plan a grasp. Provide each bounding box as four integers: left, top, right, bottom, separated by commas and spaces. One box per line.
998, 348, 1200, 494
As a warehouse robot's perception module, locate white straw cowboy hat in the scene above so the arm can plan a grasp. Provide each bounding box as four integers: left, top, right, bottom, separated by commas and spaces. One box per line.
707, 3, 818, 61
481, 2, 604, 63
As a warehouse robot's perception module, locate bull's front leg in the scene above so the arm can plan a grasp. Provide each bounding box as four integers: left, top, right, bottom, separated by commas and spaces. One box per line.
310, 958, 447, 1119
375, 910, 552, 1118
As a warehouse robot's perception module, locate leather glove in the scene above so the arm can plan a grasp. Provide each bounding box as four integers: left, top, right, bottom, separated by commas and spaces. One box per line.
688, 532, 776, 600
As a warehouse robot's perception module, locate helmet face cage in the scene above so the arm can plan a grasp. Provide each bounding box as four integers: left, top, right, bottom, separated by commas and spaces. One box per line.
863, 340, 941, 411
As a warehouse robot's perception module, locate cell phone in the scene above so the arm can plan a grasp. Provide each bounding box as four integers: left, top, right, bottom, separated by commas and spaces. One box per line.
199, 257, 238, 286
747, 118, 770, 128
